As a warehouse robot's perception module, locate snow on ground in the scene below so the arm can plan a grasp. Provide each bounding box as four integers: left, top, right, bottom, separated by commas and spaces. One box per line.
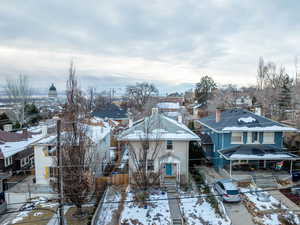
97, 188, 121, 225
11, 211, 31, 224
179, 191, 231, 225
120, 190, 171, 225
118, 148, 129, 169
10, 197, 58, 225
241, 188, 300, 225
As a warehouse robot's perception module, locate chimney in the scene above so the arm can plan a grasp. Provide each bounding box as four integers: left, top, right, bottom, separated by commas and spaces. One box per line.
216, 108, 222, 123
3, 124, 12, 132
178, 115, 183, 123
151, 108, 159, 115
254, 106, 262, 116
22, 129, 28, 139
42, 125, 48, 137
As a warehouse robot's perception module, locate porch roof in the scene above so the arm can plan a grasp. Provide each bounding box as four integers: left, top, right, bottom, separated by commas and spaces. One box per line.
219, 145, 299, 161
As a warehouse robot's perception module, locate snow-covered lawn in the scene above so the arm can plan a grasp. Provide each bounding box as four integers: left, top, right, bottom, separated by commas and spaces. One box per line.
241, 188, 300, 225
97, 188, 121, 225
179, 191, 231, 225
120, 190, 171, 225
11, 197, 58, 225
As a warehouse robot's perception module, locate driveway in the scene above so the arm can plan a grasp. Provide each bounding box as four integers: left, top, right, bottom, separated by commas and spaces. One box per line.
197, 166, 255, 225
224, 202, 255, 225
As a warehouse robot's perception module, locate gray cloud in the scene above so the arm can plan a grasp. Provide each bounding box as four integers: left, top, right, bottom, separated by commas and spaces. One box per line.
0, 0, 299, 93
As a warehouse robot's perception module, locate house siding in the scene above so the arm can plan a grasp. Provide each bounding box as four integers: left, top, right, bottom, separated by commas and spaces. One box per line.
201, 124, 285, 169
128, 140, 190, 184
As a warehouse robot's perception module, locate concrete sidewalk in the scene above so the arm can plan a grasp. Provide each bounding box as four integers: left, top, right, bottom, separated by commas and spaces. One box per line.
270, 190, 300, 212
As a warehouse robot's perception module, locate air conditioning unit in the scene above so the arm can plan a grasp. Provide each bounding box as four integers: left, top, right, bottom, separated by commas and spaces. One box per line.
3, 124, 13, 132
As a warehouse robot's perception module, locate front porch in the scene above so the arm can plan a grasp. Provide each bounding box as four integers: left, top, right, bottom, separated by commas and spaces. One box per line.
219, 144, 300, 178
159, 154, 181, 186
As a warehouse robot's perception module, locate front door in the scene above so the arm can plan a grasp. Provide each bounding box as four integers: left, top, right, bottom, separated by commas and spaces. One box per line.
166, 163, 172, 176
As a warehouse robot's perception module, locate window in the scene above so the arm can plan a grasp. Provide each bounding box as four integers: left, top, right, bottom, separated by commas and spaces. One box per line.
166, 140, 173, 150
252, 132, 258, 143
49, 167, 58, 178
4, 157, 12, 167
147, 160, 154, 171
264, 132, 274, 144
142, 141, 149, 150
138, 160, 145, 170
231, 132, 243, 144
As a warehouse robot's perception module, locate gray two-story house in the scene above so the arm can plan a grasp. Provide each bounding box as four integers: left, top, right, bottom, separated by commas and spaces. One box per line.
196, 108, 298, 176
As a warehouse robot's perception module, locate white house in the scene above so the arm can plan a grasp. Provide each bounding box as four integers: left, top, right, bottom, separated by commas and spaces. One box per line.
33, 118, 111, 185
118, 109, 200, 186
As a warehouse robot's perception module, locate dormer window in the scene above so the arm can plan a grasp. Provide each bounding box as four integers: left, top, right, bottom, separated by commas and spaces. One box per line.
231, 132, 243, 144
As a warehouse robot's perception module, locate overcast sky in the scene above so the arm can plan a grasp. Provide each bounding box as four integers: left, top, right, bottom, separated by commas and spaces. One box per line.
0, 0, 299, 94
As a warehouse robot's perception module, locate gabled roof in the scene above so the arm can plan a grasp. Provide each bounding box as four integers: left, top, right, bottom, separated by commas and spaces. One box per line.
197, 109, 297, 132
118, 113, 199, 141
157, 102, 180, 109
0, 129, 44, 158
92, 103, 127, 119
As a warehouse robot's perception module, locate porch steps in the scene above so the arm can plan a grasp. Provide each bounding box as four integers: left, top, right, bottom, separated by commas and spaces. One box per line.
163, 179, 184, 225
252, 175, 278, 188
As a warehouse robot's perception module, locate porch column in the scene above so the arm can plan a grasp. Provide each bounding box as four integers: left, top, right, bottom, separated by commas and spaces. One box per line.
229, 160, 232, 177
290, 160, 293, 175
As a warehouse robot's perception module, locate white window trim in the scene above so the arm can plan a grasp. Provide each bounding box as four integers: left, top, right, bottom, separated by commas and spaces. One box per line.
4, 156, 12, 167
231, 132, 243, 144
263, 132, 275, 144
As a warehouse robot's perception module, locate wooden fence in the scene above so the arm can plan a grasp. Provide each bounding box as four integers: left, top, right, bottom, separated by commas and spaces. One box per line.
96, 174, 128, 187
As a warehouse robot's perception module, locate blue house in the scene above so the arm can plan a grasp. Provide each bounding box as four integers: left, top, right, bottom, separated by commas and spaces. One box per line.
196, 108, 299, 176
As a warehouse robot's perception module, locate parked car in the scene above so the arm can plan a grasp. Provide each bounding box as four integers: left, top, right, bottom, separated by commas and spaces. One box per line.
214, 179, 241, 202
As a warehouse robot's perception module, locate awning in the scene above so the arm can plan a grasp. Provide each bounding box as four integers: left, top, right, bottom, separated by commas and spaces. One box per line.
218, 145, 300, 161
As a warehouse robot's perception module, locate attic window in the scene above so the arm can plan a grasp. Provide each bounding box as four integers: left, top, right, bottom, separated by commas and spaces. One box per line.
166, 140, 173, 150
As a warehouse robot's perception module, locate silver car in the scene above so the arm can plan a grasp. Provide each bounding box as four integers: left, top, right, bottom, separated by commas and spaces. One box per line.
214, 179, 241, 202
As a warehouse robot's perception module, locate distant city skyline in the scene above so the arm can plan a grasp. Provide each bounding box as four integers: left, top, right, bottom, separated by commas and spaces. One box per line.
0, 0, 299, 94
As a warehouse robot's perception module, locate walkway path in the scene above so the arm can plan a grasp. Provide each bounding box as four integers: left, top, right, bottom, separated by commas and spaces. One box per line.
270, 190, 300, 212
164, 179, 183, 225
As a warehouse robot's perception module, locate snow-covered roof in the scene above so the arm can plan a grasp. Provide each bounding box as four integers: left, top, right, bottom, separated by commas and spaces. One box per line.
35, 135, 57, 145
0, 131, 45, 158
86, 123, 110, 143
198, 109, 298, 132
157, 102, 180, 109
219, 144, 299, 160
118, 113, 199, 141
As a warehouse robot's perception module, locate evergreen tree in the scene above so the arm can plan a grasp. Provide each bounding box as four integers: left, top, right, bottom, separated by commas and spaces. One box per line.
195, 76, 217, 106
278, 75, 292, 120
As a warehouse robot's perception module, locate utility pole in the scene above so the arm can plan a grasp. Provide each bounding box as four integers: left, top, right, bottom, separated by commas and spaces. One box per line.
57, 119, 64, 225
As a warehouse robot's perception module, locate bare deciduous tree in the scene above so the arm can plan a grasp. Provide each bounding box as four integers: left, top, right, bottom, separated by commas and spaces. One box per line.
127, 113, 162, 193
126, 82, 158, 112
60, 62, 95, 216
5, 74, 32, 127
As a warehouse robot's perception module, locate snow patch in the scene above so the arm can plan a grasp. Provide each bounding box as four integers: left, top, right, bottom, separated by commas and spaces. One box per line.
120, 191, 171, 225
238, 116, 256, 123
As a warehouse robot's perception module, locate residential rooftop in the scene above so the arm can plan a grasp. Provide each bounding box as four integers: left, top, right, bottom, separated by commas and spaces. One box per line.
197, 109, 297, 132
